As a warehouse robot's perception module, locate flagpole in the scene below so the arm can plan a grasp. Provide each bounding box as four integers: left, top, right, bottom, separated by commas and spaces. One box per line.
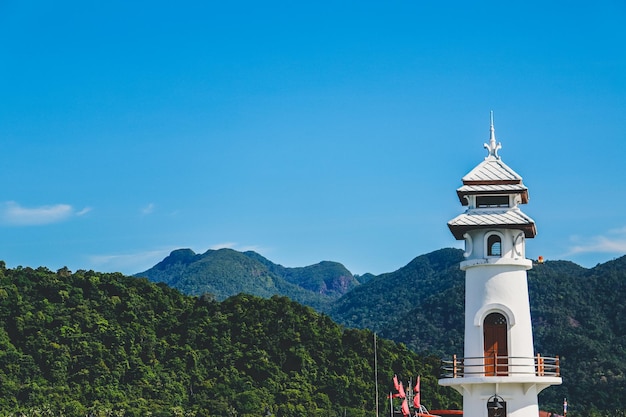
374, 333, 379, 417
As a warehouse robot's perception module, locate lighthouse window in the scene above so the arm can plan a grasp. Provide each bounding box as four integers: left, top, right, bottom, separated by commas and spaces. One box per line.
477, 196, 509, 208
487, 235, 502, 257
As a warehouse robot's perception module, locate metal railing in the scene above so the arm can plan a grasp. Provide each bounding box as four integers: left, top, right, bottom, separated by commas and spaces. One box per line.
440, 354, 560, 378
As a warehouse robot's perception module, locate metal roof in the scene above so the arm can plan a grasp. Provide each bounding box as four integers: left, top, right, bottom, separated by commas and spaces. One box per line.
462, 156, 523, 184
457, 183, 527, 193
449, 119, 535, 238
448, 207, 537, 240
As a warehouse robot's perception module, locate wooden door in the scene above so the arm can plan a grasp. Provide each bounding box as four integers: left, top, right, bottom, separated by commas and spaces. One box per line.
484, 313, 508, 376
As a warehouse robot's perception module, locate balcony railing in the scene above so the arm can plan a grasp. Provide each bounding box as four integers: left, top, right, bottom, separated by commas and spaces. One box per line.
440, 354, 560, 378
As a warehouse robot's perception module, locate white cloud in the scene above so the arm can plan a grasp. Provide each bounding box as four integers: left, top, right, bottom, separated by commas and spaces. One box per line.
141, 203, 155, 215
88, 248, 172, 274
209, 242, 237, 250
0, 201, 86, 226
567, 228, 626, 256
88, 242, 272, 275
238, 244, 266, 253
76, 207, 93, 216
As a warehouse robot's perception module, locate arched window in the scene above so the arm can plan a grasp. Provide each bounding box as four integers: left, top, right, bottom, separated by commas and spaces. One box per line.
487, 234, 502, 257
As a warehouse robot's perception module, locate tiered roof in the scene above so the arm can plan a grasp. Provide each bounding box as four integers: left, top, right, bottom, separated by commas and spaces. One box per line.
448, 207, 536, 240
448, 115, 536, 240
456, 157, 529, 205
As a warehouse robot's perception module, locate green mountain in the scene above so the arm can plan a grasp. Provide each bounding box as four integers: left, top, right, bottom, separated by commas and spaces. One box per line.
328, 248, 465, 334
0, 263, 460, 416
242, 251, 358, 297
135, 248, 359, 312
139, 247, 626, 415
330, 249, 626, 415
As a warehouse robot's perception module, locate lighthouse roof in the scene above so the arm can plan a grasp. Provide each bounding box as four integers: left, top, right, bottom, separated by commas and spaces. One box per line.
462, 156, 523, 184
448, 207, 537, 240
449, 113, 536, 239
457, 159, 529, 205
456, 114, 529, 205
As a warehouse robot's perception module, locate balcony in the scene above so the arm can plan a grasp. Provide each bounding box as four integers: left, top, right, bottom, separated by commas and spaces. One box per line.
441, 354, 560, 379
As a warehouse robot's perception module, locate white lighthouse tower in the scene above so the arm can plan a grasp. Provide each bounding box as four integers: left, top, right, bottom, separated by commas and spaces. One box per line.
439, 114, 561, 417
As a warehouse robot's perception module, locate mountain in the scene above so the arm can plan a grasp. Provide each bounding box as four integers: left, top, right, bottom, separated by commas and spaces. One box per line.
135, 248, 359, 312
241, 250, 358, 297
137, 247, 626, 415
328, 248, 465, 333
331, 250, 626, 414
0, 264, 461, 415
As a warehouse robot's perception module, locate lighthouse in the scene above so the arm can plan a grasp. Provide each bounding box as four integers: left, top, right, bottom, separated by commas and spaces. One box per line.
439, 114, 561, 417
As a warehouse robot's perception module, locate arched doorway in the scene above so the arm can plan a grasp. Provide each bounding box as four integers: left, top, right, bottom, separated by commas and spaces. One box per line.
484, 312, 508, 376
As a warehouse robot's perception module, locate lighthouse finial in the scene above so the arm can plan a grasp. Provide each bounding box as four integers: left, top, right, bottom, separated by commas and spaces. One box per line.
484, 111, 502, 159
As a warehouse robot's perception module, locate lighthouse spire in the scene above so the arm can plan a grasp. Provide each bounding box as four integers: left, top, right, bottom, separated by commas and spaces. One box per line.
484, 110, 502, 159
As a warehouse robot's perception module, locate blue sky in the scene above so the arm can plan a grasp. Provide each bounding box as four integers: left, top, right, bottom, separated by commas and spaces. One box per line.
1, 1, 625, 276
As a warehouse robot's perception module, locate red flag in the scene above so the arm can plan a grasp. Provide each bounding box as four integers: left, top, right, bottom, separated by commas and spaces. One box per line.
398, 382, 406, 399
413, 375, 421, 409
401, 399, 410, 416
393, 375, 400, 391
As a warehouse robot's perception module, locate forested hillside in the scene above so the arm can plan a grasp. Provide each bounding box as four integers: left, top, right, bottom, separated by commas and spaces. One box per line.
330, 249, 626, 415
0, 263, 460, 416
137, 246, 626, 415
328, 248, 465, 334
